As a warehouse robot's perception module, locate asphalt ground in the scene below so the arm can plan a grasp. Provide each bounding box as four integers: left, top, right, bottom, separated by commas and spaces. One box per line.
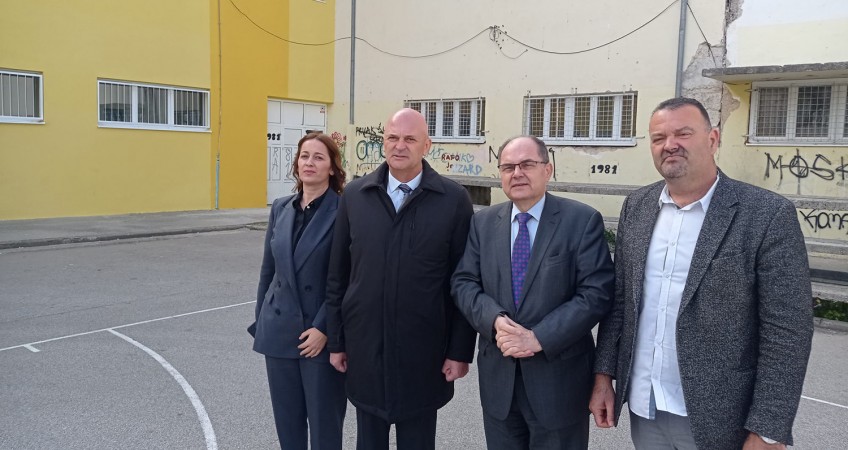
1, 229, 846, 449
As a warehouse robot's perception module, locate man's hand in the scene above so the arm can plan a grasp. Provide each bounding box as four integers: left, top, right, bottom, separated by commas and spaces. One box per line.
742, 432, 785, 450
330, 352, 348, 373
589, 374, 616, 428
494, 315, 540, 358
442, 359, 470, 382
297, 327, 327, 358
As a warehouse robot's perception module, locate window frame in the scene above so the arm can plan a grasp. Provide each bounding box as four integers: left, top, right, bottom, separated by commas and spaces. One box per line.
97, 79, 210, 132
524, 92, 637, 146
748, 79, 848, 146
404, 98, 486, 143
0, 69, 44, 124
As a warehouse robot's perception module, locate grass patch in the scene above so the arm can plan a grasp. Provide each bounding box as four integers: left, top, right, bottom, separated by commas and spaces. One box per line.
814, 298, 848, 322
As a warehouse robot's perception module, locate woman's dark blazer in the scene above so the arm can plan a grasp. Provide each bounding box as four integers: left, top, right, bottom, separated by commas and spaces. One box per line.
250, 190, 339, 362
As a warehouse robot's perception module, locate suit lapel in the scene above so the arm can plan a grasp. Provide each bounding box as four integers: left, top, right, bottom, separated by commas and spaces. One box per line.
679, 177, 738, 312
293, 190, 339, 273
495, 203, 514, 312
519, 194, 560, 310
630, 184, 664, 315
275, 199, 299, 293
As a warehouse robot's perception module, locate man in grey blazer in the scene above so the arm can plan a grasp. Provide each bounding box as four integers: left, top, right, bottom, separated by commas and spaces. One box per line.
452, 135, 614, 449
590, 97, 814, 450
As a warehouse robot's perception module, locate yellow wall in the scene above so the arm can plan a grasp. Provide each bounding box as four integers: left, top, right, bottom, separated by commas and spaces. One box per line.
0, 0, 212, 219
213, 0, 335, 209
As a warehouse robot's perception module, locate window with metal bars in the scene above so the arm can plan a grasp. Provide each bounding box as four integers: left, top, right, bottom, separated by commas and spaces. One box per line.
404, 98, 485, 142
0, 69, 43, 123
523, 92, 637, 146
98, 80, 209, 131
749, 80, 848, 145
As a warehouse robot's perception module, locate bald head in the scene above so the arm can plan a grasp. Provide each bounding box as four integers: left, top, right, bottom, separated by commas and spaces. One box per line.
387, 108, 429, 133
383, 108, 432, 181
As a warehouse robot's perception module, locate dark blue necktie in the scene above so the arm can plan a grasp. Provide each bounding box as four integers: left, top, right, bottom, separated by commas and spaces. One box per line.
397, 184, 412, 211
511, 212, 531, 309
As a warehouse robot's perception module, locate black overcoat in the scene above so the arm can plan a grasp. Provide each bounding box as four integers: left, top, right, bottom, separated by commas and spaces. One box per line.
326, 161, 476, 422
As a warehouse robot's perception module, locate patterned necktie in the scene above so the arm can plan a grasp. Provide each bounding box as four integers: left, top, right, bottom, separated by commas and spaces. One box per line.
397, 183, 412, 211
511, 212, 531, 309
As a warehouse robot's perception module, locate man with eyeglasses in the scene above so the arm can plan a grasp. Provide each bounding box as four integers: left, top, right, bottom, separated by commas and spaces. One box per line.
452, 135, 614, 449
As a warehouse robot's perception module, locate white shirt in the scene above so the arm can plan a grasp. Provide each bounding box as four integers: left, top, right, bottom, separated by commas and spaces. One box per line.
629, 176, 719, 420
387, 171, 422, 211
510, 196, 546, 256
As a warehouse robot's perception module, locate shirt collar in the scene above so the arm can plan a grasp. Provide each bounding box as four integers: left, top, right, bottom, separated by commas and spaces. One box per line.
511, 195, 546, 222
387, 170, 423, 193
658, 173, 720, 212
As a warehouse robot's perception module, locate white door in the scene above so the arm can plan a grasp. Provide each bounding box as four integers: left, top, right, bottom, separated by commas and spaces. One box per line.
267, 100, 326, 204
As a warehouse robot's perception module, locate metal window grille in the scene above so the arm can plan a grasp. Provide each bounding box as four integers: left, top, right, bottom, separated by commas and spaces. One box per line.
527, 98, 545, 137
550, 98, 565, 138
476, 99, 485, 138
425, 101, 437, 136
98, 80, 208, 130
621, 94, 635, 138
403, 98, 484, 140
523, 92, 637, 145
750, 80, 848, 144
596, 96, 615, 138
99, 82, 132, 122
138, 86, 168, 124
573, 97, 591, 138
844, 93, 848, 137
795, 85, 831, 138
442, 101, 454, 136
755, 87, 788, 137
175, 89, 207, 127
458, 101, 472, 137
0, 71, 42, 120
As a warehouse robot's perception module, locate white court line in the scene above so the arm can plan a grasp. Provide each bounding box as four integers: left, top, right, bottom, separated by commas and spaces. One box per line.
108, 329, 217, 450
802, 395, 848, 410
0, 301, 253, 353
23, 344, 40, 353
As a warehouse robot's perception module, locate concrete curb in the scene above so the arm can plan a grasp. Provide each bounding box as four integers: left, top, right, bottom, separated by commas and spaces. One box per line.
0, 224, 263, 250
814, 317, 848, 333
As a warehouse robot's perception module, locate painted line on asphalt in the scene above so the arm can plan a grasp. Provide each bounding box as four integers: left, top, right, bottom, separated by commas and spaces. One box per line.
802, 395, 848, 410
0, 301, 253, 353
23, 344, 40, 353
108, 329, 217, 450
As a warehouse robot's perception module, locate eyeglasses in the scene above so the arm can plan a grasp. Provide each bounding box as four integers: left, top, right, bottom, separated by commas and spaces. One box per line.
497, 160, 548, 174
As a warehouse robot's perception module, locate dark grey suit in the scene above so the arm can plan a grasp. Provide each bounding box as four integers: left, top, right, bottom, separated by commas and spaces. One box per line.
594, 173, 814, 449
251, 191, 346, 450
452, 193, 614, 448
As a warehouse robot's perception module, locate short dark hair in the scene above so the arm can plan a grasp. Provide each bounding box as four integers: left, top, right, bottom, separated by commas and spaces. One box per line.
653, 97, 713, 129
498, 135, 549, 163
292, 132, 347, 194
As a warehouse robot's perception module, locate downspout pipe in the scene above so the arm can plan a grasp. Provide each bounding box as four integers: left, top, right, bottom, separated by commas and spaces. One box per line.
215, 0, 223, 209
674, 0, 688, 97
349, 0, 356, 124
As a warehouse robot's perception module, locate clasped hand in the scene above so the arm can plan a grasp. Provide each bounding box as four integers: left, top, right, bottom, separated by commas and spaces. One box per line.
297, 327, 327, 358
494, 315, 541, 358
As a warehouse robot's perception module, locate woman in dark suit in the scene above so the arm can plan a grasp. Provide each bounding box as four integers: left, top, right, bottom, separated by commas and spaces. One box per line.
250, 132, 347, 450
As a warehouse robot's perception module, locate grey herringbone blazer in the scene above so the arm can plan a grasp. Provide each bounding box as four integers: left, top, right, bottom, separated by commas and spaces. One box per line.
594, 173, 814, 449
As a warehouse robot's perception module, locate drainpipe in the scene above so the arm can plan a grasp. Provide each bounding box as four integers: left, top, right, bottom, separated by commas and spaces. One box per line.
349, 0, 356, 124
674, 0, 688, 97
215, 0, 223, 209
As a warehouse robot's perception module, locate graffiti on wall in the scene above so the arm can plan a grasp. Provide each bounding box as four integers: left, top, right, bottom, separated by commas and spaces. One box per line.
765, 150, 848, 182
356, 124, 384, 144
798, 209, 848, 235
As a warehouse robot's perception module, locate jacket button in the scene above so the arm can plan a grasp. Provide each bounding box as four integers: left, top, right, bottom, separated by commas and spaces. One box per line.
276, 280, 282, 288
274, 309, 281, 315
305, 285, 312, 292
